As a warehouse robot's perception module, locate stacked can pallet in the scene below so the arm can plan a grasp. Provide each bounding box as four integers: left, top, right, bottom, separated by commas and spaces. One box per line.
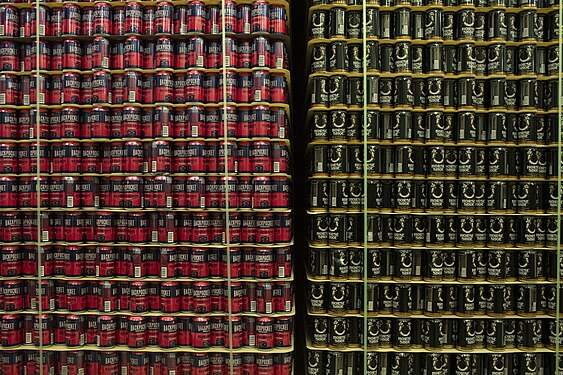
0, 0, 294, 374
304, 0, 562, 374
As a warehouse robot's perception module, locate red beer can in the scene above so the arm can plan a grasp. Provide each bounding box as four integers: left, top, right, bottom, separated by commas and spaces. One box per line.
186, 141, 206, 173
89, 106, 111, 138
252, 1, 270, 33
160, 281, 180, 313
81, 142, 99, 173
122, 106, 141, 137
143, 6, 156, 35
206, 6, 220, 34
125, 2, 143, 34
256, 317, 275, 349
62, 4, 81, 36
0, 176, 16, 208
191, 317, 211, 348
272, 41, 289, 69
93, 2, 111, 35
159, 316, 177, 348
0, 246, 21, 277
80, 175, 100, 207
111, 73, 125, 104
155, 2, 173, 34
252, 141, 272, 172
112, 6, 125, 36
124, 36, 142, 68
128, 213, 149, 243
270, 107, 288, 138
252, 70, 270, 102
238, 73, 253, 103
253, 176, 272, 208
65, 315, 84, 347
191, 212, 210, 244
66, 246, 84, 276
190, 248, 209, 278
0, 74, 18, 105
272, 142, 289, 173
122, 140, 143, 173
124, 70, 142, 103
95, 212, 115, 242
223, 0, 237, 33
171, 142, 189, 173
62, 38, 82, 70
0, 41, 18, 71
154, 71, 173, 103
1, 315, 22, 347
186, 70, 205, 103
0, 5, 19, 37
270, 73, 287, 103
53, 142, 81, 173
238, 4, 252, 34
173, 74, 187, 103
253, 36, 271, 68
256, 213, 275, 244
188, 36, 205, 68
128, 281, 147, 313
56, 106, 81, 139
128, 316, 146, 348
2, 280, 23, 311
97, 315, 117, 347
270, 5, 288, 35
96, 246, 115, 277
187, 1, 205, 33
62, 72, 80, 104
155, 36, 173, 69
33, 314, 52, 346
92, 72, 111, 105
99, 352, 119, 375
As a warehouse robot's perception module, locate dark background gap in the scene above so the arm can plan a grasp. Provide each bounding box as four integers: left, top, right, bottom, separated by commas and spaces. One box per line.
290, 0, 309, 372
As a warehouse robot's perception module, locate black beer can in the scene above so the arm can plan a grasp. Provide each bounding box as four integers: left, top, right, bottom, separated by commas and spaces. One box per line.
487, 44, 506, 75
475, 46, 487, 75
380, 12, 392, 39
536, 46, 547, 75
328, 75, 346, 107
379, 78, 393, 107
309, 248, 328, 278
310, 179, 329, 211
310, 11, 328, 39
505, 46, 516, 75
457, 9, 475, 40
347, 77, 362, 108
518, 44, 536, 75
395, 43, 412, 73
310, 214, 328, 244
366, 41, 380, 72
443, 12, 455, 40
311, 145, 328, 175
328, 7, 346, 38
442, 45, 456, 74
329, 41, 348, 72
426, 43, 443, 73
424, 9, 442, 40
474, 13, 486, 41
488, 10, 507, 41
328, 144, 348, 176
395, 8, 411, 39
426, 77, 443, 107
365, 8, 380, 38
506, 13, 517, 41
310, 44, 328, 74
311, 112, 328, 141
519, 11, 536, 41
346, 11, 361, 39
458, 43, 475, 74
310, 317, 328, 346
411, 46, 424, 74
329, 110, 348, 141
412, 12, 425, 40
518, 78, 537, 109
311, 77, 329, 107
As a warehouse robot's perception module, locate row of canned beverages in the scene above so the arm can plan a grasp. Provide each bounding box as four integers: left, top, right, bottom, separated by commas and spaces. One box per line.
307, 281, 555, 316
0, 174, 291, 208
0, 36, 290, 71
0, 140, 291, 174
0, 105, 289, 140
309, 7, 559, 42
0, 245, 293, 279
310, 110, 558, 145
309, 179, 558, 213
308, 248, 556, 281
0, 175, 291, 209
306, 351, 557, 375
1, 313, 293, 350
310, 75, 559, 110
309, 316, 556, 350
309, 214, 558, 247
0, 70, 290, 106
310, 40, 558, 76
310, 144, 559, 178
0, 211, 293, 244
311, 0, 556, 5
0, 0, 288, 37
0, 279, 293, 314
1, 351, 293, 375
